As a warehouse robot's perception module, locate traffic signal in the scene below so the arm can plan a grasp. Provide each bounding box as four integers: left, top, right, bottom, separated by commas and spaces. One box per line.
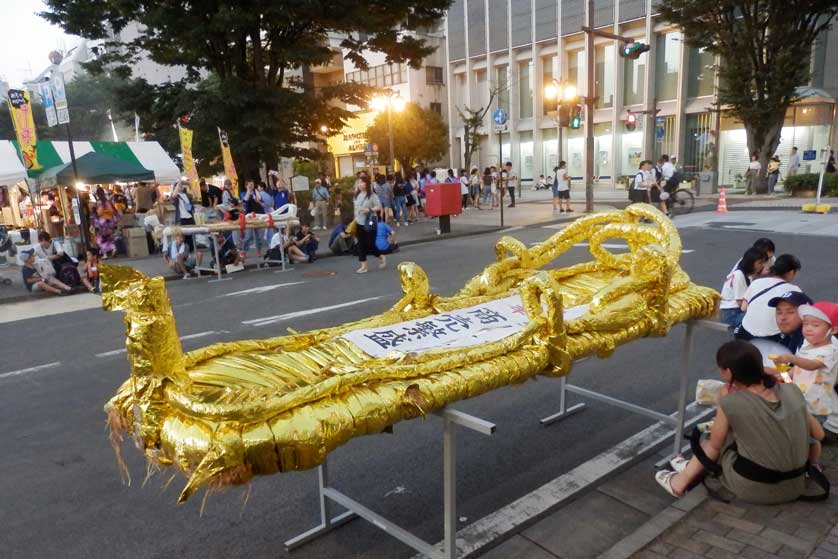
558, 104, 572, 127
570, 105, 582, 129
621, 42, 650, 59
625, 110, 637, 131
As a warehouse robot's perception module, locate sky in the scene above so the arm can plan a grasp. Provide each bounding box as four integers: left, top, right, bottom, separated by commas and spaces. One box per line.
0, 0, 82, 88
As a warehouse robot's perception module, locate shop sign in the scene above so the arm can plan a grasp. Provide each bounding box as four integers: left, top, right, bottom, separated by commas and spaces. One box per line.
291, 175, 310, 192
803, 150, 817, 161
50, 72, 70, 124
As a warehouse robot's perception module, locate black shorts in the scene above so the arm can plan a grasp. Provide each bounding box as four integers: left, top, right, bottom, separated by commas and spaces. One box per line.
650, 186, 662, 203
630, 190, 649, 203
556, 190, 570, 200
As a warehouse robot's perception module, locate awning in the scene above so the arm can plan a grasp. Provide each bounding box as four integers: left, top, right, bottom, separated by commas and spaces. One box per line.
39, 151, 155, 186
0, 140, 28, 186
11, 140, 180, 184
795, 87, 836, 104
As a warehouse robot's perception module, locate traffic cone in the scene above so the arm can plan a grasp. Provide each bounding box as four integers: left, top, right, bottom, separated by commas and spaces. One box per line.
716, 187, 728, 213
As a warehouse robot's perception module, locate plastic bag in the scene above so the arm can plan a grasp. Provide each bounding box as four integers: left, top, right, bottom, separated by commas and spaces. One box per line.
696, 379, 725, 406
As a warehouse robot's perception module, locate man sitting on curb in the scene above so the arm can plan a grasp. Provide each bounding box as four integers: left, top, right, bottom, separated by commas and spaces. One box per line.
21, 249, 72, 295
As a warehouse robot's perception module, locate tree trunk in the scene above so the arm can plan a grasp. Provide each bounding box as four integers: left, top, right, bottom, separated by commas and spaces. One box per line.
745, 116, 783, 195
463, 128, 472, 172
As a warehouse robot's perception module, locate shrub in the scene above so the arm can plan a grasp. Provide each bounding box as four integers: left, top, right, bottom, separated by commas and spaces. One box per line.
784, 173, 838, 196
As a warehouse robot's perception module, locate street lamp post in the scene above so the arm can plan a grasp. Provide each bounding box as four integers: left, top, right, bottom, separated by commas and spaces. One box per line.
543, 80, 577, 172
370, 91, 405, 174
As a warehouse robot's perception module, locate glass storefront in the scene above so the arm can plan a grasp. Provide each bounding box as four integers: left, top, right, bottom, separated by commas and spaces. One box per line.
655, 32, 681, 101
682, 112, 713, 174
654, 115, 677, 160
518, 131, 534, 180
594, 123, 613, 179
567, 127, 585, 178
623, 53, 647, 106
595, 44, 615, 108
542, 127, 558, 177
620, 118, 644, 177
687, 46, 715, 98
519, 61, 534, 118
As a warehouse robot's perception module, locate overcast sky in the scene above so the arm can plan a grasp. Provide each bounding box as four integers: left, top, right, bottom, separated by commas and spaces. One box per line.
0, 0, 82, 88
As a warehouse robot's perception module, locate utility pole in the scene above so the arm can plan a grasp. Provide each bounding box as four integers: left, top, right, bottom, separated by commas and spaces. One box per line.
584, 0, 595, 213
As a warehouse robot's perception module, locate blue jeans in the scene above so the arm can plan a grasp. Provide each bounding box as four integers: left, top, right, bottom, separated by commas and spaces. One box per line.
393, 196, 408, 224
720, 308, 745, 330
242, 228, 266, 254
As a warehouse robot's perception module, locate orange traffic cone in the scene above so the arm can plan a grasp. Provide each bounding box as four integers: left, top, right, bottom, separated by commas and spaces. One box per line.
716, 187, 728, 213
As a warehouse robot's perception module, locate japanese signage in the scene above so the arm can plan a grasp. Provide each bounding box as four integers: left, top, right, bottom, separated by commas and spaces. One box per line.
218, 127, 239, 197
51, 71, 70, 124
38, 81, 58, 127
178, 124, 200, 197
326, 110, 377, 155
6, 89, 41, 170
342, 295, 589, 358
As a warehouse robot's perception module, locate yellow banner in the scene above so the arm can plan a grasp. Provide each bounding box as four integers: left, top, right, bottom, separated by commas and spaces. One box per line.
218, 128, 239, 197
7, 89, 41, 171
178, 125, 200, 197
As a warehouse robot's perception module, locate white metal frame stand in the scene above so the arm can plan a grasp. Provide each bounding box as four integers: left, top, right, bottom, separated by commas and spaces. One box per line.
195, 235, 232, 283
285, 408, 496, 559
541, 319, 728, 463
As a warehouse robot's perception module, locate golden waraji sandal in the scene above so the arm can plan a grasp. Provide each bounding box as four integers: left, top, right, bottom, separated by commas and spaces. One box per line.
101, 204, 718, 503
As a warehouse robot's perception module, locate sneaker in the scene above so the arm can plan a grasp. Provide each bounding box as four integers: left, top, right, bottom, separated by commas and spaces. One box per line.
396, 222, 400, 227
183, 273, 191, 280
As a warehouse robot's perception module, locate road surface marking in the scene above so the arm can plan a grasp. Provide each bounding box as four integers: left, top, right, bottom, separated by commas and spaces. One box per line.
96, 330, 229, 358
226, 282, 307, 297
0, 361, 61, 380
242, 296, 386, 327
528, 241, 693, 253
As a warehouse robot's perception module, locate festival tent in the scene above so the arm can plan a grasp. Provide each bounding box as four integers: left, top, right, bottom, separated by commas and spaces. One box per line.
0, 140, 28, 186
11, 140, 181, 184
38, 151, 155, 185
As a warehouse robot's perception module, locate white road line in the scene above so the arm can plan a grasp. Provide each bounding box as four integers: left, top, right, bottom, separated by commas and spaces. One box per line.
226, 282, 307, 297
0, 361, 61, 380
95, 348, 126, 358
96, 330, 229, 358
242, 296, 386, 327
573, 242, 694, 253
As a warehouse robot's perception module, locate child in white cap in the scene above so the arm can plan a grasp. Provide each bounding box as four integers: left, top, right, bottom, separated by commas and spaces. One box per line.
774, 301, 838, 468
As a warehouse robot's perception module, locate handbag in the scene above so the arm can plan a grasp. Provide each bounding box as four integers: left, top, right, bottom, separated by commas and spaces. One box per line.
363, 212, 378, 233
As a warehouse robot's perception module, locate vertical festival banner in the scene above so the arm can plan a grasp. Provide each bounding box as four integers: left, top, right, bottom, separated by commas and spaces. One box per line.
177, 115, 200, 198
217, 127, 239, 197
6, 89, 41, 170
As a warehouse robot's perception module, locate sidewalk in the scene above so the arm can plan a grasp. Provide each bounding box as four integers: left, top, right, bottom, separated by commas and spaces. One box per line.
472, 433, 838, 559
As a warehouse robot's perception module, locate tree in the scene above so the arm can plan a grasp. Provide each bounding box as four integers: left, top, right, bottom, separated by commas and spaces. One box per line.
365, 102, 448, 170
41, 0, 451, 178
456, 86, 501, 172
659, 0, 838, 193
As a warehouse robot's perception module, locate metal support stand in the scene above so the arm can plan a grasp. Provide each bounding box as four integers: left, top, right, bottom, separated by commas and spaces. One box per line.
285, 407, 495, 559
196, 235, 231, 283
438, 215, 451, 234
541, 320, 719, 462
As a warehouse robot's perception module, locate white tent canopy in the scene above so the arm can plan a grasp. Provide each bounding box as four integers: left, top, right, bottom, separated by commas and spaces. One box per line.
0, 140, 28, 186
126, 141, 181, 184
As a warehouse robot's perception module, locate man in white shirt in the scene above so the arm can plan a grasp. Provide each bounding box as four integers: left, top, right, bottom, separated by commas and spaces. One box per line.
504, 161, 517, 208
788, 147, 801, 176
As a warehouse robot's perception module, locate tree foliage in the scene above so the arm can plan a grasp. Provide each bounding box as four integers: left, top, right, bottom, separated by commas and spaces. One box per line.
41, 0, 451, 178
659, 0, 838, 193
365, 102, 448, 170
456, 85, 500, 172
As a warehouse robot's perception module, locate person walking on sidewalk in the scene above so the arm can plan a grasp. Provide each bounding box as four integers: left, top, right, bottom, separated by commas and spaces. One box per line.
469, 168, 481, 208
553, 161, 572, 213
656, 340, 825, 504
481, 167, 494, 209
788, 147, 801, 177
767, 155, 781, 194
312, 179, 330, 230
503, 162, 517, 208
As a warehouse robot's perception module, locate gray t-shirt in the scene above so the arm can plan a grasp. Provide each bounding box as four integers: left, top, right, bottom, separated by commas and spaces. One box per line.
354, 192, 381, 225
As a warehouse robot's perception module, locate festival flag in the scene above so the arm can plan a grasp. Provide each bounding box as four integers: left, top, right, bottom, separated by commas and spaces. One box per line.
217, 127, 239, 197
6, 89, 41, 170
178, 119, 200, 198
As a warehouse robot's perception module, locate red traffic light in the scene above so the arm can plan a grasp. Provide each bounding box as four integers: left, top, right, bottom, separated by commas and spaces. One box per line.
625, 110, 637, 131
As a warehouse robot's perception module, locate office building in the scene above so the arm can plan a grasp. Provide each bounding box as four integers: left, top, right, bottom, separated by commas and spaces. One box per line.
444, 0, 838, 187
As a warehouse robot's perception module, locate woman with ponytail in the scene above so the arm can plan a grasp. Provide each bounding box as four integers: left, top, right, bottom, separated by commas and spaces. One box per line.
656, 340, 825, 504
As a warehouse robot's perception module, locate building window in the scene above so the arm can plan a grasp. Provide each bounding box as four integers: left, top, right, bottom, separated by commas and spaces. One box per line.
595, 44, 615, 108
687, 46, 715, 98
623, 52, 646, 106
519, 61, 534, 119
683, 112, 712, 174
430, 102, 442, 115
542, 55, 558, 115
568, 50, 585, 96
655, 32, 682, 101
426, 66, 444, 85
654, 115, 677, 160
346, 62, 407, 87
496, 65, 510, 114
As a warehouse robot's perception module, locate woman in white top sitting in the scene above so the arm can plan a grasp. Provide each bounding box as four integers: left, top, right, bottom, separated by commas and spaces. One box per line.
719, 247, 768, 330
735, 254, 803, 342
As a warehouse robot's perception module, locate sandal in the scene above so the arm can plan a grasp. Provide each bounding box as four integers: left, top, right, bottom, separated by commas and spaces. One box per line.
669, 456, 689, 473
355, 267, 368, 274
655, 469, 682, 497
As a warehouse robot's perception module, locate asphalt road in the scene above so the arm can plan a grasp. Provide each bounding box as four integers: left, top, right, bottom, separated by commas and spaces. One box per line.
2, 217, 837, 559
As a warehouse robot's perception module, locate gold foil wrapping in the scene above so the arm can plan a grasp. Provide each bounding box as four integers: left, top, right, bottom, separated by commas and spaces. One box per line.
102, 204, 719, 502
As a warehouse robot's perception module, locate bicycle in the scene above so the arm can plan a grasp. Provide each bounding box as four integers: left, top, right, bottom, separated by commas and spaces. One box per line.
665, 188, 695, 215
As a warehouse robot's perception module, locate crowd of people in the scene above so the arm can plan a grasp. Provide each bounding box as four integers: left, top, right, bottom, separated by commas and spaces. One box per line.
656, 237, 837, 505
628, 154, 683, 216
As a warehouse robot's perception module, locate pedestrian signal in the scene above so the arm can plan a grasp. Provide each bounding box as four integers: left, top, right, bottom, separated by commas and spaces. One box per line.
625, 111, 637, 131
570, 105, 582, 129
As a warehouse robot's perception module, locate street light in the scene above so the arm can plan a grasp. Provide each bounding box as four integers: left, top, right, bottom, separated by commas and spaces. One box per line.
544, 79, 578, 169
370, 90, 405, 173
320, 125, 328, 133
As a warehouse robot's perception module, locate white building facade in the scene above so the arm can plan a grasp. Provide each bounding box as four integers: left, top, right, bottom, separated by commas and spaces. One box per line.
445, 0, 837, 187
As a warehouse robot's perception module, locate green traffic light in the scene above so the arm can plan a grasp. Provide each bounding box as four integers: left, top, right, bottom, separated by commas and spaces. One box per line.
570, 115, 581, 129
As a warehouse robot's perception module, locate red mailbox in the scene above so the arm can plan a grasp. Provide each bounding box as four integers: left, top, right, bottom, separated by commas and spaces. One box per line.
424, 181, 462, 217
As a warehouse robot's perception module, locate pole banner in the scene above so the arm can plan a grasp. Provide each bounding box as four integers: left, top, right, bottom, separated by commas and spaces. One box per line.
178, 120, 200, 198
6, 89, 41, 170
218, 127, 239, 197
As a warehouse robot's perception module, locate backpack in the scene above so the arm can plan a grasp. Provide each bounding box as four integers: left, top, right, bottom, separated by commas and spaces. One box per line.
58, 263, 80, 287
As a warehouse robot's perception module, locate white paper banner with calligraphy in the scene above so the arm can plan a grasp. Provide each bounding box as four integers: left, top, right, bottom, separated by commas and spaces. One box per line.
342, 295, 589, 357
